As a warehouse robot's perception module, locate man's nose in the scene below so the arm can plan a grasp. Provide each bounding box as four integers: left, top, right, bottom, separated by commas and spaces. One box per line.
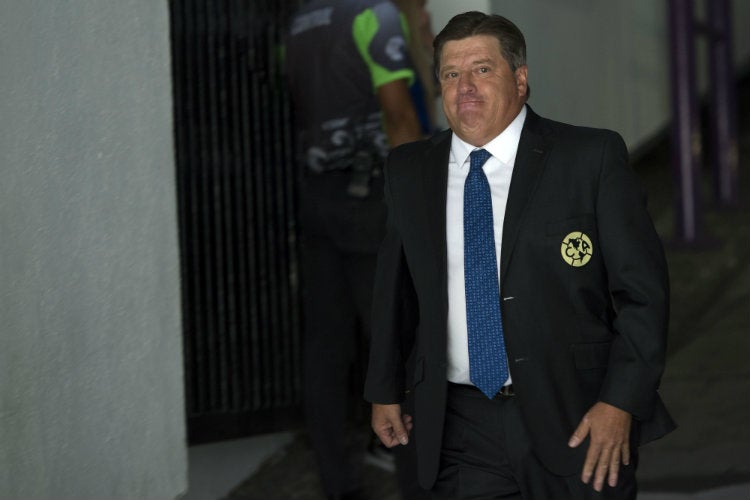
458, 72, 475, 92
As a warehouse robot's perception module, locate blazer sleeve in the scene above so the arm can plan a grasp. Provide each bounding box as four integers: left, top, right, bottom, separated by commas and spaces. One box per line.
595, 131, 670, 421
364, 157, 419, 404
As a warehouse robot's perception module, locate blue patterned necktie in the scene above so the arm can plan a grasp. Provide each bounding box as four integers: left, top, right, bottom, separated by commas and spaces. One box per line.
464, 148, 508, 398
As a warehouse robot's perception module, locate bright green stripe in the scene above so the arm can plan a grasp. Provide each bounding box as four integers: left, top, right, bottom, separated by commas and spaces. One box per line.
353, 7, 414, 93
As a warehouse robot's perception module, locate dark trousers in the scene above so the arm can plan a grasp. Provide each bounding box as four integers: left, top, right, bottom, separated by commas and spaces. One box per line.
431, 383, 638, 500
299, 174, 385, 495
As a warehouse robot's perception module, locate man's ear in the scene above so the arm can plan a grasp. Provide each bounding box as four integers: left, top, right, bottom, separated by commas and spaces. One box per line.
515, 65, 528, 97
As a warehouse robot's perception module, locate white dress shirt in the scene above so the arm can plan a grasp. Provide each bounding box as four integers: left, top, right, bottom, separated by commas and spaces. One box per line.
445, 105, 527, 386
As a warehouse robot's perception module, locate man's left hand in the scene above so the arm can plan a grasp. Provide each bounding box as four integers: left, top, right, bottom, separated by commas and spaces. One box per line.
568, 401, 632, 492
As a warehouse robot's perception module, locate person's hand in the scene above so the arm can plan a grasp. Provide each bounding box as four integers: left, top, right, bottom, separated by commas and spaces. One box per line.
371, 403, 413, 447
568, 401, 632, 492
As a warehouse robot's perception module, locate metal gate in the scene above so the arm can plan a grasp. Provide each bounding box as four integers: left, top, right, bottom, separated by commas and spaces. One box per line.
169, 0, 303, 443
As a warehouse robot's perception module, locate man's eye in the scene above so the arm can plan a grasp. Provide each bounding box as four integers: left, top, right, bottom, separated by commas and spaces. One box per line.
478, 67, 489, 74
443, 72, 458, 80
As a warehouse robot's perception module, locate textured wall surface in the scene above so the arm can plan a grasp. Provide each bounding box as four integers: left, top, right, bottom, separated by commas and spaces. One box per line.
0, 1, 187, 498
429, 0, 750, 149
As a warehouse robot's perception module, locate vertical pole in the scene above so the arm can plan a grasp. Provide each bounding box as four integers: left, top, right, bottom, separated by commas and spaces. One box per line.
708, 0, 740, 207
667, 0, 703, 244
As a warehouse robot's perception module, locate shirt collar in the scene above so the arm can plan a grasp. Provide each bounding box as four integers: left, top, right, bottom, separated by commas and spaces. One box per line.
450, 104, 528, 169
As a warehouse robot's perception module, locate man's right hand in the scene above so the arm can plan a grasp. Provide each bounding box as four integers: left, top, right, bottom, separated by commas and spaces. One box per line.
372, 403, 412, 447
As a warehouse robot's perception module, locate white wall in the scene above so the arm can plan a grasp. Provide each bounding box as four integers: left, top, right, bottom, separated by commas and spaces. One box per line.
428, 0, 750, 150
429, 0, 490, 35
0, 1, 187, 498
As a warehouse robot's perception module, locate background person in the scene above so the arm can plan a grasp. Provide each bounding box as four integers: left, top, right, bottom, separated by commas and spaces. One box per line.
394, 0, 439, 136
285, 1, 422, 499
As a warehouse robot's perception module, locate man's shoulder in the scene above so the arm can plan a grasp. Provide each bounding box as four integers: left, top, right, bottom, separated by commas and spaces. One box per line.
530, 111, 625, 147
389, 129, 451, 163
527, 112, 629, 171
383, 130, 450, 181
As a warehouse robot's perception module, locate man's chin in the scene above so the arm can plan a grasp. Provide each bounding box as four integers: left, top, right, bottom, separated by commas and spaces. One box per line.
455, 112, 484, 129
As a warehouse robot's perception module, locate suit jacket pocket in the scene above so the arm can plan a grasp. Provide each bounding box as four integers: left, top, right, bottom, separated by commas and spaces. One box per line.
570, 341, 611, 370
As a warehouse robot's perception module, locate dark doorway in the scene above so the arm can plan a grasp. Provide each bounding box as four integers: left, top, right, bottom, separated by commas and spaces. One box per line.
169, 0, 304, 444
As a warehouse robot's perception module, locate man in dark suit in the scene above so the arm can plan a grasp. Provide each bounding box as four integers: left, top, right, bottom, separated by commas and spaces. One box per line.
364, 11, 675, 499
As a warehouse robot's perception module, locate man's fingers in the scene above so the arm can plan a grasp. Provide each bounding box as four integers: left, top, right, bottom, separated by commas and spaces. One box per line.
372, 416, 399, 448
580, 443, 598, 484
389, 414, 409, 445
573, 413, 594, 484
621, 440, 631, 466
402, 413, 414, 432
568, 414, 591, 448
371, 420, 397, 447
371, 404, 409, 447
608, 450, 621, 488
379, 430, 403, 447
592, 445, 621, 492
584, 445, 621, 491
593, 449, 610, 492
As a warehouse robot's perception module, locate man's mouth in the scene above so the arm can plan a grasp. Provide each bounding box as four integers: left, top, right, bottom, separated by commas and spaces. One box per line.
458, 96, 482, 106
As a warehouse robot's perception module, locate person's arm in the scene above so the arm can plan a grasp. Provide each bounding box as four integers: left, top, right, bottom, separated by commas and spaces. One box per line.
364, 147, 420, 446
376, 78, 422, 148
569, 130, 669, 492
353, 2, 422, 148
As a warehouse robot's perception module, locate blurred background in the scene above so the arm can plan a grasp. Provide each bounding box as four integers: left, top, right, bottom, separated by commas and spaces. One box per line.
1, 0, 748, 499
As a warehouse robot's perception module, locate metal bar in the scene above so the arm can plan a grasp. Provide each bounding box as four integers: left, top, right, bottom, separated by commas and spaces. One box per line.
184, 0, 210, 415
268, 19, 295, 407
236, 0, 258, 412
708, 0, 740, 207
215, 0, 240, 411
250, 19, 273, 410
667, 0, 703, 244
226, 0, 246, 411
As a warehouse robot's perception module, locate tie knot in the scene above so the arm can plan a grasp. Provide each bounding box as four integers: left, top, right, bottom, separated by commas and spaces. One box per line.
470, 149, 492, 170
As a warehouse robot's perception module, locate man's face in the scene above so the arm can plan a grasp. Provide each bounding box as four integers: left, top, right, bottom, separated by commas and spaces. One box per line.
439, 35, 528, 146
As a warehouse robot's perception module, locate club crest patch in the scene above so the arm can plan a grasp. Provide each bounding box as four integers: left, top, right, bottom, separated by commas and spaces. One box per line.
561, 231, 593, 267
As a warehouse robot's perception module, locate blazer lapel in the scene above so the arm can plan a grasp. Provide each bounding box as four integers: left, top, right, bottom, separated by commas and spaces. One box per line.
501, 109, 552, 279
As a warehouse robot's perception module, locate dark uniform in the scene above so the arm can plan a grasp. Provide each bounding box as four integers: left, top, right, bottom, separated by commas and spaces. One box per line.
285, 1, 415, 497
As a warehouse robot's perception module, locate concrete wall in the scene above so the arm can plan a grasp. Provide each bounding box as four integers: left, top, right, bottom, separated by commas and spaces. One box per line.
428, 0, 750, 150
0, 1, 187, 499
